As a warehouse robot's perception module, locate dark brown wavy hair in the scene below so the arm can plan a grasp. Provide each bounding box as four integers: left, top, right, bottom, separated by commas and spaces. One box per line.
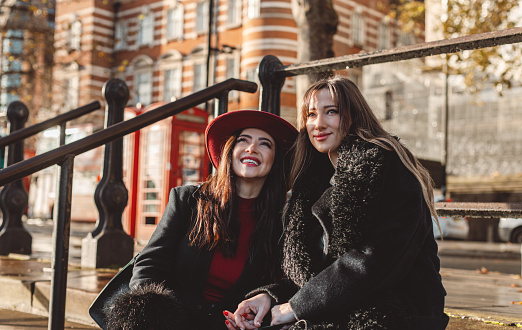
290, 76, 439, 225
189, 129, 287, 279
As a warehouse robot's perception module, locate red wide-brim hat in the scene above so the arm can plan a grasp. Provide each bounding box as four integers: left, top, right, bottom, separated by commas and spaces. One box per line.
205, 110, 297, 168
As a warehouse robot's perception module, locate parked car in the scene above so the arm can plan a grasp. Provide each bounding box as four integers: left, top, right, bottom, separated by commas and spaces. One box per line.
433, 215, 469, 240
498, 218, 522, 243
433, 196, 469, 240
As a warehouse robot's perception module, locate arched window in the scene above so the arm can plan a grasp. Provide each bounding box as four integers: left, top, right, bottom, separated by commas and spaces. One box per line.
131, 56, 154, 106
68, 17, 82, 51
159, 51, 183, 102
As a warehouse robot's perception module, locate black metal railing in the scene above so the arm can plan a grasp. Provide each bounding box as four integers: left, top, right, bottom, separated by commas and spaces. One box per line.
0, 101, 101, 150
0, 100, 101, 256
0, 77, 257, 330
257, 27, 522, 219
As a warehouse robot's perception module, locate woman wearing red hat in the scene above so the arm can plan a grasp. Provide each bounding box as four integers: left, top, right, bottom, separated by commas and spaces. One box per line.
104, 110, 297, 330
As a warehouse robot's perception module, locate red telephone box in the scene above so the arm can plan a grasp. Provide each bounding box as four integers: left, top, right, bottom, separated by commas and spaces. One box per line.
125, 104, 210, 243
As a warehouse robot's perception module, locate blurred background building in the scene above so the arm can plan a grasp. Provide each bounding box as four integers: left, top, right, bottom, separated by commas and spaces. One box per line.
0, 0, 520, 241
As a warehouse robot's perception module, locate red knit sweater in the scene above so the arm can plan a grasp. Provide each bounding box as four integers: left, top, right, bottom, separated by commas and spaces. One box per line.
202, 197, 257, 302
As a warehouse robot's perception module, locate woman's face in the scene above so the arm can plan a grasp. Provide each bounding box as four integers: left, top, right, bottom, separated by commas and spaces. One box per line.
306, 88, 345, 158
232, 128, 276, 182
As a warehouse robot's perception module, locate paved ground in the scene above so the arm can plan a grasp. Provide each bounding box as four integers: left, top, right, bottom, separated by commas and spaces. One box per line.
1, 220, 522, 329
0, 309, 98, 329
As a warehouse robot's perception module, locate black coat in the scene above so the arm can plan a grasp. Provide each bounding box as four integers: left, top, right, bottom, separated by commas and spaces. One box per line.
131, 185, 276, 329
251, 136, 449, 329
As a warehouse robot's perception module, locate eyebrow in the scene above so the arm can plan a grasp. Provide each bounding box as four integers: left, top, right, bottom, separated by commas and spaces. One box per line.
309, 104, 338, 110
238, 134, 274, 145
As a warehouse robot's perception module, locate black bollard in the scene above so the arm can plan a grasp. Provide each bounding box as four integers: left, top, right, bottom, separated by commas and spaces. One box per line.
0, 101, 32, 255
81, 79, 134, 268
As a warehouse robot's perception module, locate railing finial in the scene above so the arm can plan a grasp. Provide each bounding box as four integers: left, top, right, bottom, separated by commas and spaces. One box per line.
258, 55, 285, 116
81, 78, 133, 269
0, 101, 31, 255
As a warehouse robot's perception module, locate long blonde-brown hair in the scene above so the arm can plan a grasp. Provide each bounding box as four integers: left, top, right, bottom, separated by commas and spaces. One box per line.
290, 76, 439, 224
189, 130, 286, 279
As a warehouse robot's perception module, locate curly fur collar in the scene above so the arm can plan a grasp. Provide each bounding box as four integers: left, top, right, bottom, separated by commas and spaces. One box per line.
283, 135, 387, 287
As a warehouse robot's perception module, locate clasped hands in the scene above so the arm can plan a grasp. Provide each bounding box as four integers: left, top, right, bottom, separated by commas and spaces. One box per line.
223, 293, 296, 330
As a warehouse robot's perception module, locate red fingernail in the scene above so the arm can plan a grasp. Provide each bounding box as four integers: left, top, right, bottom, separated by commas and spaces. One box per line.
243, 313, 248, 317
223, 311, 229, 316
225, 320, 230, 325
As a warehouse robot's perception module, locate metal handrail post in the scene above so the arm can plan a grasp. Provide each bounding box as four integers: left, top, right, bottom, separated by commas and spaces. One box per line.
258, 55, 285, 115
82, 79, 133, 269
216, 91, 229, 117
48, 154, 75, 330
0, 101, 31, 255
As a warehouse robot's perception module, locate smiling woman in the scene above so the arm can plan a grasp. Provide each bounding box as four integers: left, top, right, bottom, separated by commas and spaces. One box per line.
232, 128, 276, 195
100, 110, 297, 330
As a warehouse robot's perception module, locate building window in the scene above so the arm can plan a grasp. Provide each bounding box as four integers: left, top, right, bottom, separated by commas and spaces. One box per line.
138, 10, 154, 46
163, 67, 182, 102
1, 73, 21, 88
227, 0, 241, 25
226, 57, 237, 80
3, 30, 23, 55
0, 92, 19, 111
247, 0, 260, 19
114, 21, 127, 50
246, 67, 258, 83
352, 12, 364, 46
137, 72, 152, 106
193, 62, 206, 92
378, 22, 389, 50
195, 2, 209, 34
226, 55, 240, 100
64, 76, 79, 110
166, 5, 184, 40
68, 19, 82, 51
398, 32, 416, 46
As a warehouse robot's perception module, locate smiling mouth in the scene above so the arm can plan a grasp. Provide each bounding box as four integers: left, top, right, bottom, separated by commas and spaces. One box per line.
241, 157, 260, 166
315, 133, 331, 141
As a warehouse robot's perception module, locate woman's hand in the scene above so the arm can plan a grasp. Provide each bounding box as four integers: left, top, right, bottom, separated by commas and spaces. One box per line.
232, 293, 272, 329
223, 310, 253, 330
271, 303, 297, 325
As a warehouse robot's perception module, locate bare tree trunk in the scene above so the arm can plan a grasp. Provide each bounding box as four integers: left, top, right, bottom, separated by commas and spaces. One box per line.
291, 0, 338, 114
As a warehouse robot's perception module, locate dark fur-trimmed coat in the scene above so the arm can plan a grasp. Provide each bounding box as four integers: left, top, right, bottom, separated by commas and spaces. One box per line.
130, 185, 278, 330
250, 136, 449, 329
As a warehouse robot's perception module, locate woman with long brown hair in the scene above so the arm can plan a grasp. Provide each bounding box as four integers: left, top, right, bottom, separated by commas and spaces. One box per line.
106, 110, 296, 330
227, 77, 448, 329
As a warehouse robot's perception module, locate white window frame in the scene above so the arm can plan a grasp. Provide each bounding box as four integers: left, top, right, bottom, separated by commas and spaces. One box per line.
136, 72, 152, 106
163, 67, 182, 102
193, 61, 207, 92
225, 52, 240, 100
114, 21, 127, 50
378, 22, 390, 50
352, 12, 364, 46
62, 64, 80, 110
247, 0, 260, 19
138, 9, 154, 46
227, 0, 242, 26
195, 2, 209, 34
166, 5, 184, 40
132, 57, 154, 106
68, 18, 82, 51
